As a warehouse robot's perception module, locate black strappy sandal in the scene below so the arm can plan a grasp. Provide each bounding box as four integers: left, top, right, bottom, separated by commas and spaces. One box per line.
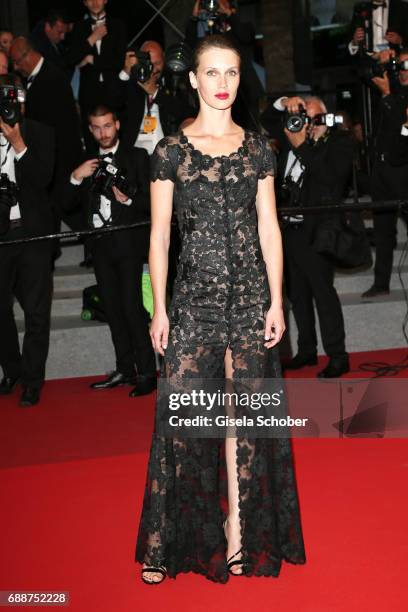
223, 519, 246, 576
227, 548, 245, 575
141, 566, 167, 585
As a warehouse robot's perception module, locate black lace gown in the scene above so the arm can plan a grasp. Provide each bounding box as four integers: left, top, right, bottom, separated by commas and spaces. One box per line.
135, 131, 306, 582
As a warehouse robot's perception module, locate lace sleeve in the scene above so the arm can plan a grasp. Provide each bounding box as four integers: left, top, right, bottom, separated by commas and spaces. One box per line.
150, 137, 177, 183
258, 135, 277, 180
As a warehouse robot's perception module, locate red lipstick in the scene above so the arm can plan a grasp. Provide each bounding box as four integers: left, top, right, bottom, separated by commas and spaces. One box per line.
215, 93, 229, 100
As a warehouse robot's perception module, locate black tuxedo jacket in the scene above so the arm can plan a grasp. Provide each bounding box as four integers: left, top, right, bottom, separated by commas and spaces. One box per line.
64, 141, 150, 259
25, 59, 82, 181
350, 0, 408, 47
122, 80, 196, 148
0, 119, 55, 241
277, 130, 354, 240
65, 15, 127, 109
374, 86, 408, 162
393, 129, 408, 165
30, 22, 70, 77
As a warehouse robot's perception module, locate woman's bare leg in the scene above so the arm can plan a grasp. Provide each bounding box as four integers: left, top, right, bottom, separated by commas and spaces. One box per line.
224, 347, 243, 574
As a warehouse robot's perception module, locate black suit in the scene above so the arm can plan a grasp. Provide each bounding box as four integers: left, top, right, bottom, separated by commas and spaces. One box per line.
24, 59, 83, 230
0, 119, 55, 388
64, 141, 155, 377
65, 14, 126, 150
370, 86, 408, 289
30, 21, 71, 77
350, 0, 408, 50
277, 130, 354, 358
122, 79, 195, 147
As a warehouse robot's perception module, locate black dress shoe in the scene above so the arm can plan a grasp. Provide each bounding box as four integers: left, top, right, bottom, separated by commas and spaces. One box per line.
129, 374, 157, 397
20, 386, 41, 407
0, 376, 20, 395
361, 285, 390, 298
317, 354, 350, 378
284, 353, 318, 370
90, 371, 137, 390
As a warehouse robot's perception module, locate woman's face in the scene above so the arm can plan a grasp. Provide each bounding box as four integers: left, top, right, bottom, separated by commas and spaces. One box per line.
190, 47, 240, 111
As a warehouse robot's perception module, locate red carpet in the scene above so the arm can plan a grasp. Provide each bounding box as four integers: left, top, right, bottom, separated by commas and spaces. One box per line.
1, 348, 408, 611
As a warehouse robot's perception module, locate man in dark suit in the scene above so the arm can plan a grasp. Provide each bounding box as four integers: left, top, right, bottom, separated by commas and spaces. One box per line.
10, 37, 83, 231
65, 0, 127, 152
65, 105, 156, 396
30, 8, 71, 76
0, 75, 55, 407
271, 95, 353, 378
361, 48, 408, 296
120, 40, 195, 152
120, 40, 194, 298
349, 0, 408, 54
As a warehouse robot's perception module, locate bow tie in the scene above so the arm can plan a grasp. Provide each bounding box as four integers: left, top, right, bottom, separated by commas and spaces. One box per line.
99, 153, 114, 160
90, 15, 106, 24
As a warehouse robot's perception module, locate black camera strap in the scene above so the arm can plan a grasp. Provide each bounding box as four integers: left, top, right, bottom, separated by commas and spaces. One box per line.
0, 141, 12, 171
286, 153, 305, 186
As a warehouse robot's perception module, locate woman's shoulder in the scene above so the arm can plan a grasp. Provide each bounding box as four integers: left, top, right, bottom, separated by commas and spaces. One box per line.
155, 133, 185, 151
245, 130, 274, 155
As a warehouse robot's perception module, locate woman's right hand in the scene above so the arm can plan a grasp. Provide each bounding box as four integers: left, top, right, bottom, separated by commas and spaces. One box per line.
150, 311, 169, 356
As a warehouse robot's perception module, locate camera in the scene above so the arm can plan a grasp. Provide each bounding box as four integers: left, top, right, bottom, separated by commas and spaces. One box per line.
0, 173, 19, 234
90, 159, 137, 204
198, 0, 237, 32
285, 106, 309, 133
278, 176, 303, 207
360, 55, 408, 81
128, 49, 154, 83
165, 42, 192, 74
200, 0, 220, 18
284, 107, 343, 132
0, 85, 25, 127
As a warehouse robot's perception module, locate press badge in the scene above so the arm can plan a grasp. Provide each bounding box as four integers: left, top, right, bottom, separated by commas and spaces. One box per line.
143, 115, 157, 133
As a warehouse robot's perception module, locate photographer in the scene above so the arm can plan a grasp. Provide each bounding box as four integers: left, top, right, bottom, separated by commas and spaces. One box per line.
349, 0, 408, 56
65, 105, 156, 396
361, 48, 408, 297
120, 40, 195, 154
65, 0, 127, 151
0, 74, 55, 407
185, 0, 264, 129
272, 95, 354, 378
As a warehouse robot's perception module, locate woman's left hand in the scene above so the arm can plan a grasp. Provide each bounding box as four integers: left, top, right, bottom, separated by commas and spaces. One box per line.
264, 304, 285, 348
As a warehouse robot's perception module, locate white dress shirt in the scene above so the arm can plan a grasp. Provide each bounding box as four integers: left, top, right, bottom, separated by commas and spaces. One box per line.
273, 97, 305, 222
118, 74, 165, 155
90, 12, 106, 82
70, 140, 132, 228
0, 133, 27, 221
134, 91, 164, 155
349, 2, 390, 55
26, 56, 44, 89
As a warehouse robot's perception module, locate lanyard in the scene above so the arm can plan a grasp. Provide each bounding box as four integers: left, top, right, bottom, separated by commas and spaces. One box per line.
146, 93, 157, 117
0, 141, 12, 171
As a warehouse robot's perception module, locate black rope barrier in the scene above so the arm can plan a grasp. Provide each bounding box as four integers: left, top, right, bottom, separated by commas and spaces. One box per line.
1, 199, 407, 247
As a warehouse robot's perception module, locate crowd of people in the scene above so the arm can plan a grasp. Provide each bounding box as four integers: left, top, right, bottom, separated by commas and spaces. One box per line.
0, 0, 408, 409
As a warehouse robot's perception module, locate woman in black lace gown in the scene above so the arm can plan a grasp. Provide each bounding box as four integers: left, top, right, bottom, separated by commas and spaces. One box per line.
136, 35, 306, 584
